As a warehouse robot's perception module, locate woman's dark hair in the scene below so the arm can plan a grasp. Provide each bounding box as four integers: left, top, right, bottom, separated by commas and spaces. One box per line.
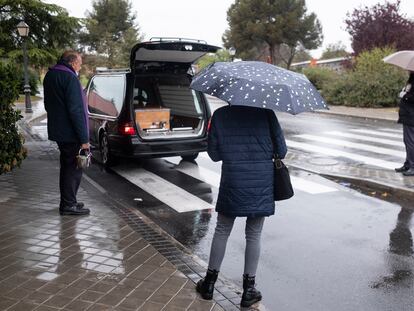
60, 50, 79, 64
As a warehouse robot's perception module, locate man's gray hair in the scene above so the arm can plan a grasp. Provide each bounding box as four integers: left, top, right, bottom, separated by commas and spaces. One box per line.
60, 50, 80, 64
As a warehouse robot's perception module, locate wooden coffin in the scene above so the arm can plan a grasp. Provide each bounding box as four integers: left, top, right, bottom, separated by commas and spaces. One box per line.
135, 109, 170, 130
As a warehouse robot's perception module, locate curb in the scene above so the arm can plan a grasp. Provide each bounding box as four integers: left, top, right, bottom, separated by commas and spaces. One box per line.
315, 110, 398, 122
288, 163, 414, 200
26, 112, 47, 125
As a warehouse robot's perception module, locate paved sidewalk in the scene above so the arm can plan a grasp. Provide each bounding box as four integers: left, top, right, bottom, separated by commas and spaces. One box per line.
316, 105, 398, 122
0, 136, 245, 310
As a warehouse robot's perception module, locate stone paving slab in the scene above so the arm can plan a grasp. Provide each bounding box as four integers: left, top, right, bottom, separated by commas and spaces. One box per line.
0, 133, 252, 310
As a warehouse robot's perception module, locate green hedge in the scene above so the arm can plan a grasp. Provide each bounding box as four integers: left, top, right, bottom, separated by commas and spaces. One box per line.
302, 67, 338, 90
322, 47, 407, 107
0, 63, 27, 174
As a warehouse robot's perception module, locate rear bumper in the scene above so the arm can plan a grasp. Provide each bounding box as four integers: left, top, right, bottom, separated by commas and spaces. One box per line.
109, 134, 207, 158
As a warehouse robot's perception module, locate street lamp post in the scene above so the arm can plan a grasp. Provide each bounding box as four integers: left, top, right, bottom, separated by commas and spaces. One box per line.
229, 47, 236, 62
17, 21, 32, 113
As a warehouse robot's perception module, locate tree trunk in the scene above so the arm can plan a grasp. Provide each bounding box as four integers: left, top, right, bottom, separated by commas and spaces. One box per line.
268, 44, 275, 64
286, 46, 296, 70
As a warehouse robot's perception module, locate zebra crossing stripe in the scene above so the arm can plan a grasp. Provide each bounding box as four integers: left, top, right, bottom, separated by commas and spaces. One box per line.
378, 128, 402, 134
166, 157, 338, 194
295, 134, 406, 158
113, 166, 214, 213
165, 157, 221, 187
286, 140, 400, 170
324, 131, 405, 148
350, 129, 402, 139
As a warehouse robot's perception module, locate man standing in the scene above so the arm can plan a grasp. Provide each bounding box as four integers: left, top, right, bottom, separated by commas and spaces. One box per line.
395, 72, 414, 177
43, 50, 90, 215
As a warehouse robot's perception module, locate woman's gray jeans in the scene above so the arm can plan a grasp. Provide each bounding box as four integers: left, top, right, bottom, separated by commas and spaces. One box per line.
208, 213, 265, 276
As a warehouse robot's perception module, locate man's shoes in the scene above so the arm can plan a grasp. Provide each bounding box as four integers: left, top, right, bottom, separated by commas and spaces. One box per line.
59, 204, 90, 216
395, 165, 409, 173
402, 168, 414, 176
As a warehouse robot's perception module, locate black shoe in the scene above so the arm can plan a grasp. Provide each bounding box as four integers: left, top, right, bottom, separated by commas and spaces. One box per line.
196, 269, 219, 300
59, 204, 90, 216
403, 168, 414, 176
241, 274, 262, 308
395, 165, 409, 173
60, 202, 85, 209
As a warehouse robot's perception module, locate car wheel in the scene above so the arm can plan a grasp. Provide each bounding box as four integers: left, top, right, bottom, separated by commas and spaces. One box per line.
181, 153, 199, 162
100, 133, 117, 167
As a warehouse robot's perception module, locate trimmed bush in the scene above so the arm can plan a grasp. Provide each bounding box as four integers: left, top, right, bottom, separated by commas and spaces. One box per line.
302, 67, 339, 90
0, 63, 27, 174
323, 47, 407, 107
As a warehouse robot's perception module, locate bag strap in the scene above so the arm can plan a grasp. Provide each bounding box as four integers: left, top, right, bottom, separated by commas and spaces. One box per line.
265, 110, 279, 159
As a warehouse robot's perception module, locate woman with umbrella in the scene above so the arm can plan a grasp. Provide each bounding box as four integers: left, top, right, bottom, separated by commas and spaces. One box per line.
191, 61, 327, 307
395, 71, 414, 176
383, 51, 414, 176
195, 104, 287, 307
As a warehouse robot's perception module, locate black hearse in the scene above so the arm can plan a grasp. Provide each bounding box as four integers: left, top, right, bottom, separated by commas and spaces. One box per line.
86, 38, 220, 166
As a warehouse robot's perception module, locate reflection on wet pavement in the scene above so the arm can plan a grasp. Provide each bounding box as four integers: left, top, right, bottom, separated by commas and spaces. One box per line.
372, 206, 413, 290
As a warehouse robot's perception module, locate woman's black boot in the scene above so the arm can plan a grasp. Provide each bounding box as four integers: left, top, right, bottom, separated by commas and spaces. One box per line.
196, 269, 219, 300
241, 274, 262, 307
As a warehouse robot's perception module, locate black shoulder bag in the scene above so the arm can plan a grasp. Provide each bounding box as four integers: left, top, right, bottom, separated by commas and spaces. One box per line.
266, 111, 294, 201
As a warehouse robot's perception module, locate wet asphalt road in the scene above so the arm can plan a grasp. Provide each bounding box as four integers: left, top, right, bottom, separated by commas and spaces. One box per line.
32, 107, 414, 310
84, 155, 413, 311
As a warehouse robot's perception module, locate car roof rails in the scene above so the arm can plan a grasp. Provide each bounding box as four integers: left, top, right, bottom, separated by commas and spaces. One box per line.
149, 37, 208, 44
95, 67, 131, 74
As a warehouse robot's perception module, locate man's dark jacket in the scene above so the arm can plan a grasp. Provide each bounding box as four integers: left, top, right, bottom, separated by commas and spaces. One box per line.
208, 105, 287, 217
398, 74, 414, 127
43, 60, 88, 144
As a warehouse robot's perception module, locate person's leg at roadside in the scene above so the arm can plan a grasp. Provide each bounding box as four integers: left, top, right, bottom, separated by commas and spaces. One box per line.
403, 125, 414, 176
196, 213, 235, 299
57, 142, 89, 215
395, 125, 410, 172
241, 216, 265, 307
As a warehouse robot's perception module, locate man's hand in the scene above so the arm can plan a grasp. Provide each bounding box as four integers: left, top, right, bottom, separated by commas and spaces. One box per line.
81, 143, 90, 150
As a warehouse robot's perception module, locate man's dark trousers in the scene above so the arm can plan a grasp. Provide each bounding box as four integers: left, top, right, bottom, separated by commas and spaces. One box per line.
57, 142, 82, 207
403, 125, 414, 169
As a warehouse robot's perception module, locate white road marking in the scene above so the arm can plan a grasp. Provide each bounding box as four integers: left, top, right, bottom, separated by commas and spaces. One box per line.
164, 157, 221, 187
286, 140, 400, 170
350, 129, 402, 139
378, 128, 402, 134
290, 176, 338, 194
199, 152, 211, 159
324, 131, 405, 148
165, 157, 338, 194
295, 134, 406, 158
114, 166, 214, 213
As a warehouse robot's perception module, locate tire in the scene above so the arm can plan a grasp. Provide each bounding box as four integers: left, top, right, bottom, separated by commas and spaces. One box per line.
181, 153, 199, 162
100, 133, 117, 167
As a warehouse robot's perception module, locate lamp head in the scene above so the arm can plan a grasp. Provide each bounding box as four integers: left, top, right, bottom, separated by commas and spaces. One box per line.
17, 21, 29, 37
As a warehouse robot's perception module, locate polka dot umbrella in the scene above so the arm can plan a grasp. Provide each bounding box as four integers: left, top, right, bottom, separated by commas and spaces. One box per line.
190, 61, 328, 114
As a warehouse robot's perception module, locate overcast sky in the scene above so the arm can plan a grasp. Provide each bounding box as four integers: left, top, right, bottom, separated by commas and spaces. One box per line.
44, 0, 414, 58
